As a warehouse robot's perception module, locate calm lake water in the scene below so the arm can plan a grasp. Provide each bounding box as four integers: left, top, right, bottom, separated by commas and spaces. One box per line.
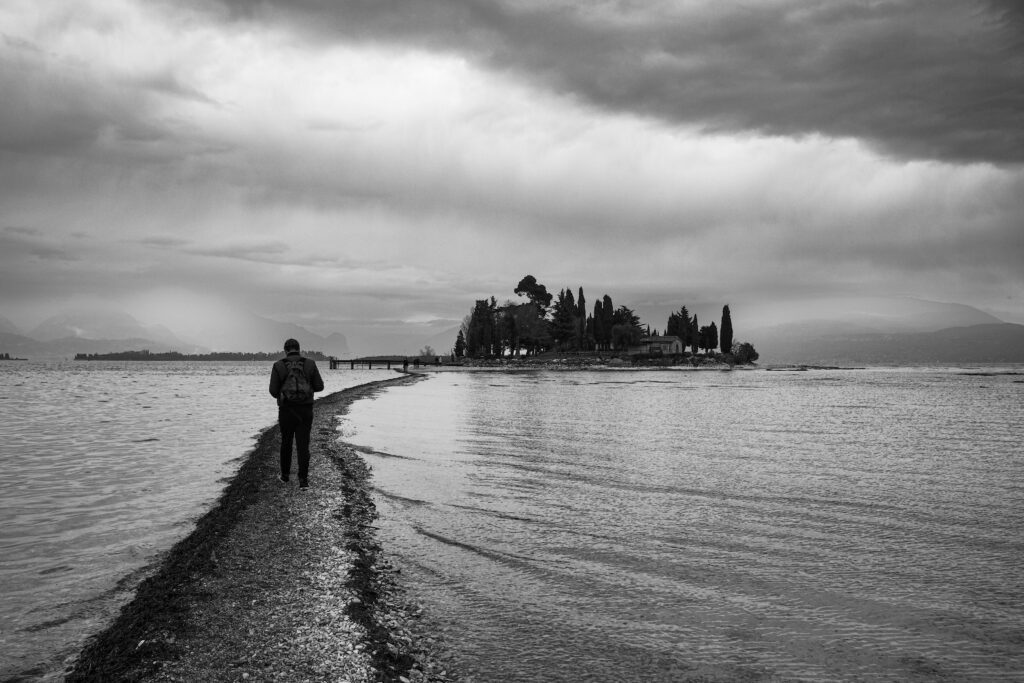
340, 367, 1024, 682
0, 361, 383, 680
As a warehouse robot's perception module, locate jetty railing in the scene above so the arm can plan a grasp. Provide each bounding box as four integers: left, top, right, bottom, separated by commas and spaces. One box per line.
328, 356, 448, 370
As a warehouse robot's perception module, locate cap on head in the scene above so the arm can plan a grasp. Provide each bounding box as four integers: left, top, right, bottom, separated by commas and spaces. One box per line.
284, 338, 300, 352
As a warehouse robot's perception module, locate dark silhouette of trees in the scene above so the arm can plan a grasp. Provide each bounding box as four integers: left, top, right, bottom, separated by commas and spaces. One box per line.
508, 275, 559, 355
576, 287, 589, 350
699, 322, 718, 353
551, 288, 578, 350
454, 329, 466, 357
732, 341, 759, 364
546, 285, 596, 352
461, 275, 751, 360
666, 306, 691, 348
497, 304, 516, 355
720, 305, 733, 356
504, 302, 550, 355
514, 275, 553, 311
611, 305, 643, 349
591, 300, 603, 351
466, 297, 498, 357
594, 295, 615, 351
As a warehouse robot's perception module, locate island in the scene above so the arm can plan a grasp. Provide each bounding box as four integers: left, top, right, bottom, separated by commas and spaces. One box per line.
449, 274, 759, 365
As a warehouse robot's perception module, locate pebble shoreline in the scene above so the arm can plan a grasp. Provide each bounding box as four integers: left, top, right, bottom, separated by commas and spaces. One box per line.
65, 375, 456, 683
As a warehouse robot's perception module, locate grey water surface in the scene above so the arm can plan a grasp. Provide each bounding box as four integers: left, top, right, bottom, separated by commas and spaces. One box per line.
0, 361, 382, 679
340, 367, 1024, 682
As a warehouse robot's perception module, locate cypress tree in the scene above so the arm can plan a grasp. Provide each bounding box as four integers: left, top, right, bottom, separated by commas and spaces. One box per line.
551, 289, 578, 350
678, 306, 690, 348
488, 297, 500, 356
720, 305, 733, 355
593, 300, 605, 351
577, 287, 587, 350
454, 329, 466, 357
466, 299, 488, 357
601, 295, 614, 350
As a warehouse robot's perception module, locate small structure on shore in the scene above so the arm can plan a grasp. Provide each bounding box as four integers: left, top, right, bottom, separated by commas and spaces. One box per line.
628, 335, 684, 356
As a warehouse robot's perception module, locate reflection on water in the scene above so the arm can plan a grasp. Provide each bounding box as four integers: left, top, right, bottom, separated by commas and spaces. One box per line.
342, 368, 1024, 682
0, 361, 383, 679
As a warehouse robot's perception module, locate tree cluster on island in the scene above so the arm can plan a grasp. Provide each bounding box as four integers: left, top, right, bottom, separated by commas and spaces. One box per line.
74, 350, 332, 361
454, 275, 758, 364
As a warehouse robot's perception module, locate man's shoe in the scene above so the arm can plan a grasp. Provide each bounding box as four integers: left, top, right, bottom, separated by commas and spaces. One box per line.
299, 478, 309, 489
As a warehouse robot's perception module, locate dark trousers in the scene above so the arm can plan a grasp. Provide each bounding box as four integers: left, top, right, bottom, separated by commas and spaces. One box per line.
279, 403, 314, 481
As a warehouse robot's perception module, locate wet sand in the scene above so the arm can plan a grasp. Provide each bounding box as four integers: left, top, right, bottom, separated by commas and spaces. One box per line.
65, 374, 455, 682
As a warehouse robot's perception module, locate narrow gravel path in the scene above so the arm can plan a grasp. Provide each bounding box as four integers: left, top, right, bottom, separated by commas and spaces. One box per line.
67, 375, 455, 683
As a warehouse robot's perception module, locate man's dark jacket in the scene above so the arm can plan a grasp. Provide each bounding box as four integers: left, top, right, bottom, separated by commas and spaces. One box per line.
269, 352, 325, 406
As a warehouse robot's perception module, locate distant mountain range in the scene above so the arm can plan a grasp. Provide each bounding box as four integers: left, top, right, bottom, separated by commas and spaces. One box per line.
742, 297, 1024, 365
27, 311, 191, 349
753, 323, 1024, 365
0, 310, 350, 359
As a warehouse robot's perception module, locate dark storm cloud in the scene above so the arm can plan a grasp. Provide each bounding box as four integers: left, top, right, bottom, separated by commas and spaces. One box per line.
202, 0, 1024, 165
0, 46, 111, 154
3, 0, 1022, 339
0, 30, 214, 161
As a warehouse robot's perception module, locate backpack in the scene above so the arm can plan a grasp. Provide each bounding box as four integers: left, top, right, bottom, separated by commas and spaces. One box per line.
280, 357, 313, 403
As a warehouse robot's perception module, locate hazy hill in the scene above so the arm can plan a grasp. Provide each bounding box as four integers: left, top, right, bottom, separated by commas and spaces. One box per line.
832, 297, 1003, 333
0, 331, 35, 357
151, 309, 350, 356
211, 315, 349, 357
746, 298, 1014, 365
0, 316, 19, 335
742, 296, 1002, 337
756, 323, 1024, 365
29, 311, 191, 350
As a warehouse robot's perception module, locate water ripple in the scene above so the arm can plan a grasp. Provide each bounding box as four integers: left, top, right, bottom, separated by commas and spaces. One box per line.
344, 367, 1024, 682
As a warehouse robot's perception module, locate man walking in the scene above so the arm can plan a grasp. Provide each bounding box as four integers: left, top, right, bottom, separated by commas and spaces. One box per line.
269, 338, 325, 488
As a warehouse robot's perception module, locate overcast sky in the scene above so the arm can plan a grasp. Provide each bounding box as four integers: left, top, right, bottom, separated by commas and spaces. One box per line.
1, 0, 1022, 350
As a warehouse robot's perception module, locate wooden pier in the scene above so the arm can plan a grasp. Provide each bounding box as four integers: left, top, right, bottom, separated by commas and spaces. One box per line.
328, 356, 445, 370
